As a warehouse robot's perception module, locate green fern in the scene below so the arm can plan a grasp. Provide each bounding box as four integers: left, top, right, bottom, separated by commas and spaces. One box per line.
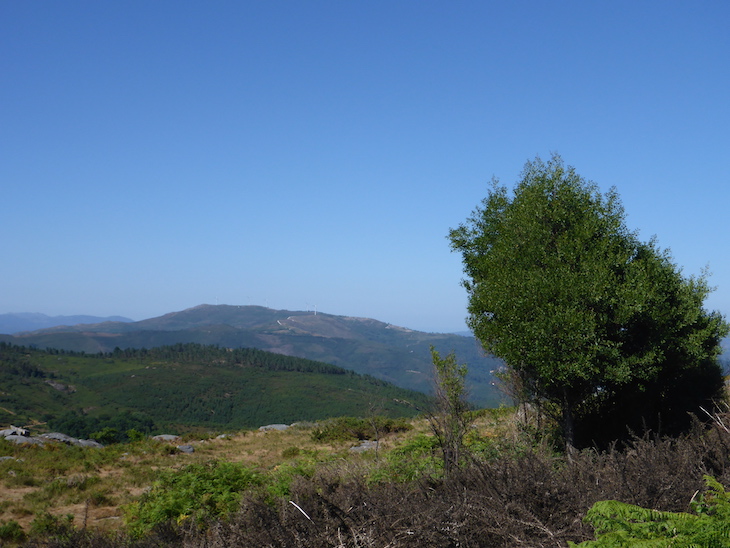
571, 476, 730, 547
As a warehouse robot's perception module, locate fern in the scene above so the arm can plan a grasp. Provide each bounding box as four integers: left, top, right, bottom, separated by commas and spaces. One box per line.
571, 476, 730, 547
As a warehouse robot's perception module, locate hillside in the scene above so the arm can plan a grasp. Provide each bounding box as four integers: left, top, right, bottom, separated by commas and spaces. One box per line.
1, 305, 505, 407
0, 342, 430, 435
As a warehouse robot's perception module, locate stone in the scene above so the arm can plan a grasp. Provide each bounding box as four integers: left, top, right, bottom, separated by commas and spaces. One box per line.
75, 439, 104, 448
0, 426, 29, 437
259, 424, 289, 432
39, 432, 77, 444
37, 433, 103, 448
177, 444, 195, 453
4, 435, 45, 446
44, 380, 76, 393
152, 434, 181, 442
349, 440, 379, 453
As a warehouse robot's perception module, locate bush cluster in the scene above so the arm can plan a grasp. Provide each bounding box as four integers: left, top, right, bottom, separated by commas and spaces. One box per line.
573, 475, 730, 547
310, 416, 412, 442
123, 460, 261, 538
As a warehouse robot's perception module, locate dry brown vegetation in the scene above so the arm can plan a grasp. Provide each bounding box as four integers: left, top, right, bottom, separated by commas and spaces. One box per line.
0, 417, 436, 539
4, 410, 730, 547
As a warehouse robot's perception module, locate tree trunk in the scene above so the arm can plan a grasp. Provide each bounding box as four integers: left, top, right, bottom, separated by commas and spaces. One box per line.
562, 392, 576, 456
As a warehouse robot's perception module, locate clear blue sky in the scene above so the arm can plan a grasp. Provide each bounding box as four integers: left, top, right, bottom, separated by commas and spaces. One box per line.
2, 2, 729, 333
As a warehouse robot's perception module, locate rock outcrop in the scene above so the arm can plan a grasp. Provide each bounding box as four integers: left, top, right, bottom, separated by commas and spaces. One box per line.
0, 427, 102, 448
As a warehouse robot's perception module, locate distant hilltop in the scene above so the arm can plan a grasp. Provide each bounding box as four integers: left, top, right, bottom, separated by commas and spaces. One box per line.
0, 312, 133, 334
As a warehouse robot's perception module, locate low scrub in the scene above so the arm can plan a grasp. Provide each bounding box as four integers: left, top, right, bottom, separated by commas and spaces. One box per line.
367, 433, 441, 483
123, 460, 261, 538
574, 476, 730, 547
310, 416, 411, 442
11, 412, 730, 547
0, 519, 26, 544
188, 424, 730, 547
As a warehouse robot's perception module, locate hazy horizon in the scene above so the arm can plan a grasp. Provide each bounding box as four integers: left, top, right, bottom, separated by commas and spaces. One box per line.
0, 304, 473, 334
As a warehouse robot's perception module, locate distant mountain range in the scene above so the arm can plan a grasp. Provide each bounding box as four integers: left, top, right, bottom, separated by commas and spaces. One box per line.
0, 312, 133, 334
0, 305, 506, 407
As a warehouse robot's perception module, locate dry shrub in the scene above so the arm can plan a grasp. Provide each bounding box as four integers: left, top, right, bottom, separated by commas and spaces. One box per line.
190, 418, 730, 547
21, 414, 730, 547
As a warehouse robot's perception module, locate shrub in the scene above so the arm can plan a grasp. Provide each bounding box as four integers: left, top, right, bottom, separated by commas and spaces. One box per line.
29, 511, 74, 539
281, 446, 301, 459
572, 476, 730, 547
368, 433, 441, 483
266, 459, 317, 499
0, 519, 27, 543
429, 346, 472, 476
125, 429, 146, 442
123, 460, 261, 538
89, 427, 120, 445
311, 416, 411, 442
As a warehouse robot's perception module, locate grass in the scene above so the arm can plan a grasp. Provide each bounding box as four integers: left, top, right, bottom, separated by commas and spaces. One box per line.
0, 412, 486, 537
7, 406, 730, 546
0, 408, 526, 541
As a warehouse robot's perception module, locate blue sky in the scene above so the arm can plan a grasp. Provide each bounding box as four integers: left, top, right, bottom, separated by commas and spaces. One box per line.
2, 2, 729, 333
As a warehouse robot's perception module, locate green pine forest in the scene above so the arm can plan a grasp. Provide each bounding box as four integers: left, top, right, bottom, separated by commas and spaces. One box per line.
0, 342, 430, 438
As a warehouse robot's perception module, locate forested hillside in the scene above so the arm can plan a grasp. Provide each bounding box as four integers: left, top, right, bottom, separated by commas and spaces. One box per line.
0, 342, 430, 438
1, 305, 505, 406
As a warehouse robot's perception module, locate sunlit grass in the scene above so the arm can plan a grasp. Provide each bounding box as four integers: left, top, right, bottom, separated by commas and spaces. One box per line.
0, 409, 518, 538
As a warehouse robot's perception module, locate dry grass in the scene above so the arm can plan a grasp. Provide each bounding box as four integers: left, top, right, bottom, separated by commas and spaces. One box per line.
0, 415, 457, 536
6, 410, 730, 547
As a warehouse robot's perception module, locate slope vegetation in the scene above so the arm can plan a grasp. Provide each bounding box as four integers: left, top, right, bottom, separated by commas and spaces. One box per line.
1, 305, 504, 406
0, 342, 430, 434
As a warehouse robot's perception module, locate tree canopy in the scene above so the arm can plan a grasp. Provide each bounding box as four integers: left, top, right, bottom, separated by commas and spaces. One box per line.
449, 155, 728, 449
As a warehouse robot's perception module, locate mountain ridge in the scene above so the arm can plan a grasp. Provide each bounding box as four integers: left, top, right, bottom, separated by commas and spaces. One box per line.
0, 305, 504, 406
0, 312, 133, 334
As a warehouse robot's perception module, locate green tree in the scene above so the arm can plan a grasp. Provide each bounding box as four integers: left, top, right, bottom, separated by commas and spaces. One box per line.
449, 155, 728, 450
